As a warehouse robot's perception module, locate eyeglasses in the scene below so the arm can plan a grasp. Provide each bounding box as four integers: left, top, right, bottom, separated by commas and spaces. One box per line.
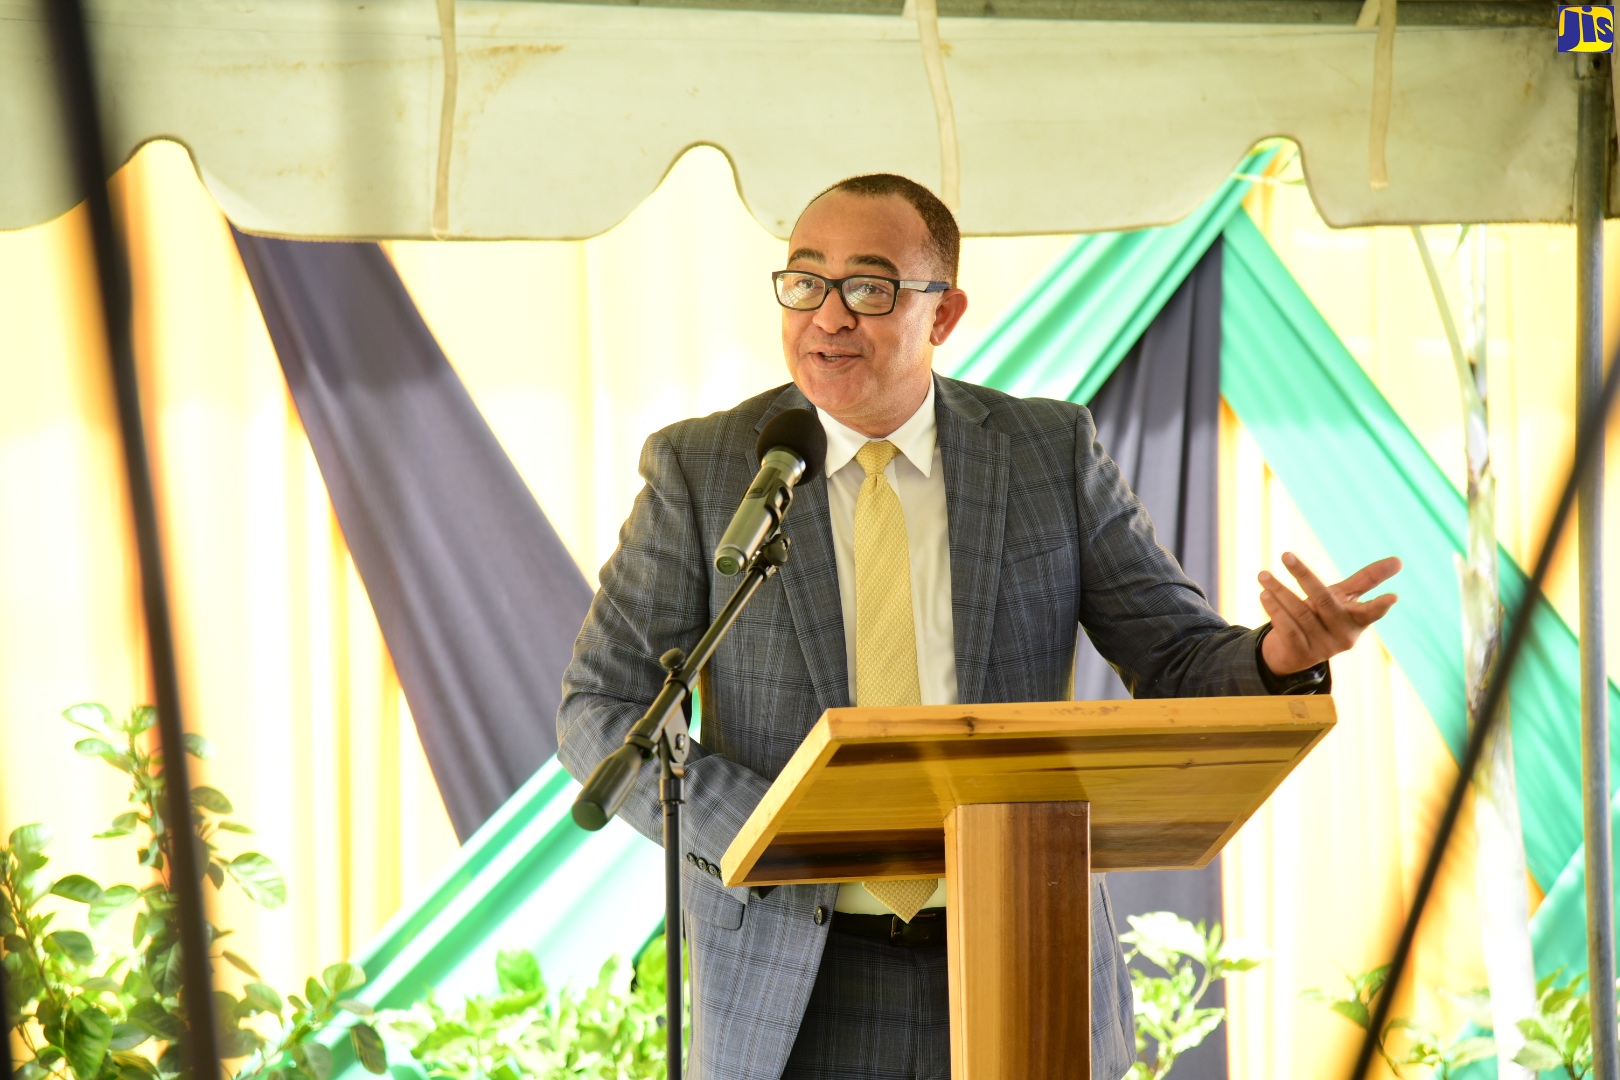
772, 270, 950, 317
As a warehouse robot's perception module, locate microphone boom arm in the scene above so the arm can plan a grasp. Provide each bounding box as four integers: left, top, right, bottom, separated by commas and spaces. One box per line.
572, 529, 794, 831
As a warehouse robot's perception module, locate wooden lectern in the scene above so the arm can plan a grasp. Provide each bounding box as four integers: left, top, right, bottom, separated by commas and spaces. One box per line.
720, 697, 1335, 1080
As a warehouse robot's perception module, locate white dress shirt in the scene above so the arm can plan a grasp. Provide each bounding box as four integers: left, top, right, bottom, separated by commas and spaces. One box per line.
817, 379, 955, 914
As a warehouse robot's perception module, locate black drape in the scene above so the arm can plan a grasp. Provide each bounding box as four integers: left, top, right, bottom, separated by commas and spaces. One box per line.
1080, 239, 1229, 1080
232, 231, 593, 841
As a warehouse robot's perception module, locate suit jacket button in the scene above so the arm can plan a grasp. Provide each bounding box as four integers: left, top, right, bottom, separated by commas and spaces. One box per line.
708, 863, 722, 878
813, 906, 828, 925
686, 852, 698, 864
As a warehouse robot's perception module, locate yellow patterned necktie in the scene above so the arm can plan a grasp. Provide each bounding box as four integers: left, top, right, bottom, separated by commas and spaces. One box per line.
853, 440, 937, 923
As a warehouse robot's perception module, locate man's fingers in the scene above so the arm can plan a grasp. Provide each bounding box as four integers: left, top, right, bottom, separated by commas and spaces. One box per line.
1280, 551, 1333, 602
1350, 592, 1399, 626
1338, 555, 1404, 599
1259, 569, 1329, 637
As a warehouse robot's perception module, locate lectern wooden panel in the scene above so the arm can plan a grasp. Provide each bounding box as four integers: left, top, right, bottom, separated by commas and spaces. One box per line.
721, 697, 1335, 887
718, 697, 1335, 1080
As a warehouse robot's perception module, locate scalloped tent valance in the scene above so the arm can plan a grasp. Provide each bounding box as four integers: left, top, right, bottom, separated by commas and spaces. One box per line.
0, 0, 1591, 239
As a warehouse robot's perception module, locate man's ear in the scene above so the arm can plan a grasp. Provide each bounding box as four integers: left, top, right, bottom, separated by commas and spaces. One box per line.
930, 288, 969, 346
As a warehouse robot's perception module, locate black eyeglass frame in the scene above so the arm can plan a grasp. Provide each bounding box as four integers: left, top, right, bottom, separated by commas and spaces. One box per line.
771, 270, 951, 316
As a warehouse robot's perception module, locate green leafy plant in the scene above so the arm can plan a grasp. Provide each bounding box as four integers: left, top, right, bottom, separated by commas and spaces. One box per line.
381, 938, 686, 1080
0, 703, 388, 1080
1121, 911, 1262, 1080
1510, 968, 1612, 1079
1305, 966, 1497, 1078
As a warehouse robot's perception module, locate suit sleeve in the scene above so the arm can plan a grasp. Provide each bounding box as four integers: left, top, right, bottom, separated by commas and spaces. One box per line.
556, 430, 771, 898
1070, 406, 1272, 698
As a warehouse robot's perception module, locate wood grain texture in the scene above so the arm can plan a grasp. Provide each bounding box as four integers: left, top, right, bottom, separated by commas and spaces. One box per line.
946, 802, 1092, 1080
721, 697, 1334, 886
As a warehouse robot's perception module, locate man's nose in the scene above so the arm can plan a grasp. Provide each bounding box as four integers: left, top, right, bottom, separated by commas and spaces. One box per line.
812, 289, 858, 333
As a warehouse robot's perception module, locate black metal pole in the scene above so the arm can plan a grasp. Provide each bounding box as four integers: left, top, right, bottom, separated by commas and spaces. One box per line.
1575, 50, 1618, 1080
661, 746, 684, 1080
40, 2, 221, 1077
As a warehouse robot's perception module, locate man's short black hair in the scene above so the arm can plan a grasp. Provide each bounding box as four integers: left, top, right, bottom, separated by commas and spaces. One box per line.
809, 174, 960, 285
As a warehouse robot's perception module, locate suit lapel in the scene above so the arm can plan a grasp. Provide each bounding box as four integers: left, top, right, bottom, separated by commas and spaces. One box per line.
756, 386, 850, 714
936, 376, 1009, 705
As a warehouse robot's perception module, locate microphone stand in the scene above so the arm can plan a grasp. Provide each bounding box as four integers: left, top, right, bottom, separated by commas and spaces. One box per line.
573, 529, 794, 1080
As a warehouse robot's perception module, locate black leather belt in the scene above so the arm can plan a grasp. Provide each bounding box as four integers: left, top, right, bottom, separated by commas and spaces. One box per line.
830, 908, 948, 947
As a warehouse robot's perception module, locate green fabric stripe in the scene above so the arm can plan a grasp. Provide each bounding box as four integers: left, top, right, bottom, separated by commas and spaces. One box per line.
950, 152, 1269, 403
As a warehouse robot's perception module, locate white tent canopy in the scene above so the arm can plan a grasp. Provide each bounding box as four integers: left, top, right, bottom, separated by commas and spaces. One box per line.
0, 0, 1587, 239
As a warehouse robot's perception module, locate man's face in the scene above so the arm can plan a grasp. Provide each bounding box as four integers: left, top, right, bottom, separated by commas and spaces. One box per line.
781, 191, 967, 437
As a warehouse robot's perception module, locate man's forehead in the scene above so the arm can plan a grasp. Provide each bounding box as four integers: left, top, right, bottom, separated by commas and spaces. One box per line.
787, 193, 929, 272
786, 247, 901, 276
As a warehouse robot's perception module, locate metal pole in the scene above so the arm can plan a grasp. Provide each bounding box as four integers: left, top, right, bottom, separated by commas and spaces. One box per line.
42, 2, 222, 1078
1576, 50, 1617, 1080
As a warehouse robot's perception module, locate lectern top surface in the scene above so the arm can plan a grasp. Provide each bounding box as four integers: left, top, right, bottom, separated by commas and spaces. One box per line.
721, 696, 1334, 887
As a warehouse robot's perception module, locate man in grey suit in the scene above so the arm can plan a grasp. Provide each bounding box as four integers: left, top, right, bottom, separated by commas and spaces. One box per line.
557, 175, 1400, 1080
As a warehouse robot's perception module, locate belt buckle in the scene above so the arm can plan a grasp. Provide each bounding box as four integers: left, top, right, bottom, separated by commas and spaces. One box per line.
888, 915, 906, 944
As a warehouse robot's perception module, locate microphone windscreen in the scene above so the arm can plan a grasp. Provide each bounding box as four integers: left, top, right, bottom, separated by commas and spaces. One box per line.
755, 408, 828, 484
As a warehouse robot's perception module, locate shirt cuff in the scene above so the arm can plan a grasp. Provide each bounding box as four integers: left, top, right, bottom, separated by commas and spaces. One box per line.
1254, 623, 1332, 695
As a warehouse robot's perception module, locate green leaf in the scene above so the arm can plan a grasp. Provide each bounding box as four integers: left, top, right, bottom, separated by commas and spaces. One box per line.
63, 703, 113, 734
205, 862, 225, 890
75, 738, 118, 761
128, 1001, 183, 1042
79, 977, 121, 992
51, 875, 104, 903
218, 1027, 260, 1059
9, 823, 52, 855
1513, 1041, 1566, 1071
215, 822, 253, 834
128, 707, 157, 735
89, 885, 138, 927
351, 1023, 389, 1075
110, 1051, 158, 1080
190, 787, 232, 814
496, 949, 542, 995
45, 930, 96, 965
64, 1005, 114, 1080
149, 941, 184, 996
323, 962, 365, 996
225, 853, 286, 908
108, 1023, 150, 1052
242, 981, 282, 1015
156, 1043, 183, 1078
1448, 1036, 1498, 1068
1330, 999, 1372, 1031
14, 1062, 51, 1080
306, 976, 330, 1010
221, 950, 259, 978
181, 733, 215, 759
297, 1042, 333, 1080
336, 999, 375, 1017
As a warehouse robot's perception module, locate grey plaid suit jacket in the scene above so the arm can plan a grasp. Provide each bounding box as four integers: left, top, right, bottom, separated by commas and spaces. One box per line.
557, 375, 1272, 1080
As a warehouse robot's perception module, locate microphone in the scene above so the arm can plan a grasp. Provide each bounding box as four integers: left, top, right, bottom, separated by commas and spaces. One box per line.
713, 408, 827, 576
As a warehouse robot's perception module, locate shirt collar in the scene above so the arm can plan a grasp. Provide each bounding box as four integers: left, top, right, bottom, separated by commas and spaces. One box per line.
816, 377, 938, 479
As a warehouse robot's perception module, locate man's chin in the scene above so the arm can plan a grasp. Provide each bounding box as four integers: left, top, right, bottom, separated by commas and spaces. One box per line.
790, 365, 868, 411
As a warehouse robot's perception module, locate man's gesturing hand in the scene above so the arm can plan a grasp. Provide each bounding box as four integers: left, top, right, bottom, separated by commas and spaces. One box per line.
1257, 552, 1403, 677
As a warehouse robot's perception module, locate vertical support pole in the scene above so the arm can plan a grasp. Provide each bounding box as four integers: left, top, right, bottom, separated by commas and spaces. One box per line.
1576, 50, 1617, 1080
944, 802, 1092, 1080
